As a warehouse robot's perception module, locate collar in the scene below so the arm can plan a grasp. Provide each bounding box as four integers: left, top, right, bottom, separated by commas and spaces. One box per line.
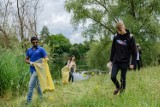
117, 29, 130, 36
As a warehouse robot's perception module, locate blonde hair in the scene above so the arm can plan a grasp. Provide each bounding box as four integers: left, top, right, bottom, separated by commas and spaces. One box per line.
116, 22, 126, 30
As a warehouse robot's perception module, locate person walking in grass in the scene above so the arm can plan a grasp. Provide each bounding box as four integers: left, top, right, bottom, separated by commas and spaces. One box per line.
134, 44, 142, 71
67, 55, 76, 82
25, 36, 48, 103
109, 22, 137, 95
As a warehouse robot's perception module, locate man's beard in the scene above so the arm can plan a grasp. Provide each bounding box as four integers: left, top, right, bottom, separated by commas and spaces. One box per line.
33, 45, 38, 48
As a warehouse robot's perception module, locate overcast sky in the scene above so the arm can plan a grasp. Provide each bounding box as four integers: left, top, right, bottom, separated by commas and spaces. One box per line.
38, 0, 85, 44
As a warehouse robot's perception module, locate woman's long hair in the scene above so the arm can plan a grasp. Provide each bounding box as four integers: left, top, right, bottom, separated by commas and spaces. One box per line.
69, 55, 76, 63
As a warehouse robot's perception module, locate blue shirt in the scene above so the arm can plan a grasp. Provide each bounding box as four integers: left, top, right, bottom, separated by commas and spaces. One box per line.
26, 46, 47, 73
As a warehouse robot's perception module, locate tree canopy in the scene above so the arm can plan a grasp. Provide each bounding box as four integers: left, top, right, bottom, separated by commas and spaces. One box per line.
40, 26, 50, 37
65, 0, 160, 42
65, 0, 160, 67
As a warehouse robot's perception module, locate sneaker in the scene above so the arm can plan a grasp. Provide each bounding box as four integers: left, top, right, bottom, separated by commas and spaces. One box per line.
119, 89, 125, 94
25, 102, 30, 105
113, 88, 120, 95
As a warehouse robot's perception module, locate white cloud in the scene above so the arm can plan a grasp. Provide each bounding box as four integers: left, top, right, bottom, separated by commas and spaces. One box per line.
37, 0, 85, 44
70, 32, 85, 44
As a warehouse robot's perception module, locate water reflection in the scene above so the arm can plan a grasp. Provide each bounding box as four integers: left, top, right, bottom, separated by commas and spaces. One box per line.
73, 71, 89, 81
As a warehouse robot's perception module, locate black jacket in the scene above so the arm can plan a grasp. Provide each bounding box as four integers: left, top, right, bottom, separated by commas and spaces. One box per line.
110, 30, 137, 65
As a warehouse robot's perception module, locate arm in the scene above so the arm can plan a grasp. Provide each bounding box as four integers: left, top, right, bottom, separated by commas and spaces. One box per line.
67, 60, 70, 66
130, 37, 137, 66
25, 56, 30, 64
74, 63, 77, 72
25, 49, 31, 64
139, 49, 142, 54
41, 48, 49, 61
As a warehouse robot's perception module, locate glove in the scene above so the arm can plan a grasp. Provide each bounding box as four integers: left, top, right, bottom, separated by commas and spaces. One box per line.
30, 62, 33, 66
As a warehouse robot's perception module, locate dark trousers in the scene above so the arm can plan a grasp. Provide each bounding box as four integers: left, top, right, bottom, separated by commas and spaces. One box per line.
111, 63, 128, 90
134, 60, 140, 71
69, 67, 74, 82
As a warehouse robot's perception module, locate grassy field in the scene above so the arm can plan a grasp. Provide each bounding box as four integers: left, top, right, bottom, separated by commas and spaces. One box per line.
1, 66, 160, 107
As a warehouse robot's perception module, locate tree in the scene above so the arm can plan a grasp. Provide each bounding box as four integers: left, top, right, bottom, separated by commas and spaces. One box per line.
69, 46, 80, 58
86, 41, 111, 69
69, 42, 90, 58
40, 26, 50, 37
47, 34, 72, 58
16, 0, 42, 51
65, 0, 160, 41
25, 0, 42, 37
0, 0, 14, 48
65, 0, 160, 66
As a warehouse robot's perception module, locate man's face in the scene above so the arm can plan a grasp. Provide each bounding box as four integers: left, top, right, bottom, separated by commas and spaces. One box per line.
117, 26, 126, 35
31, 40, 38, 47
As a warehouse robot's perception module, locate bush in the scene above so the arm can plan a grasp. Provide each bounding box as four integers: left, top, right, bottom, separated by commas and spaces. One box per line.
86, 42, 111, 70
140, 42, 160, 66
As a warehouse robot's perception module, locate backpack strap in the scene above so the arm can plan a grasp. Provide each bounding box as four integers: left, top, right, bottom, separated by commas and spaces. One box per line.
127, 34, 134, 49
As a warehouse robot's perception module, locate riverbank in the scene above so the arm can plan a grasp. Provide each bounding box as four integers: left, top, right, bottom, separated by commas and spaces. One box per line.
1, 66, 160, 107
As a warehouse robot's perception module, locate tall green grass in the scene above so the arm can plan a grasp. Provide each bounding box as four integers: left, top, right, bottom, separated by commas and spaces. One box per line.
1, 66, 160, 107
0, 49, 29, 97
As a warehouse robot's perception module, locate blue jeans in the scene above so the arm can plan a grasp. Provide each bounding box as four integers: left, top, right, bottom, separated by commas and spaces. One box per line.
26, 71, 42, 103
69, 67, 74, 82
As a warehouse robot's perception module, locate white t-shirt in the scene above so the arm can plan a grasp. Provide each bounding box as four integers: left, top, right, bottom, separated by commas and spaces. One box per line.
67, 60, 76, 71
136, 51, 139, 60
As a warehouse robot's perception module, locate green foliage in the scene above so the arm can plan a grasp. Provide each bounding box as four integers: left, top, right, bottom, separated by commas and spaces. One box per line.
65, 0, 160, 67
141, 42, 160, 66
86, 39, 111, 69
0, 50, 17, 96
46, 34, 72, 58
69, 46, 80, 58
69, 42, 90, 58
45, 34, 90, 59
0, 49, 29, 97
40, 26, 50, 37
65, 0, 160, 39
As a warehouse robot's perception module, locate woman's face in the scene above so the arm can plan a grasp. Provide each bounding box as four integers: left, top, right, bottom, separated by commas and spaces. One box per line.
72, 57, 75, 60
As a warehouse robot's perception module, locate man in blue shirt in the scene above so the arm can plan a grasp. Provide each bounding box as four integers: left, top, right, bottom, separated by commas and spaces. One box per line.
25, 36, 48, 103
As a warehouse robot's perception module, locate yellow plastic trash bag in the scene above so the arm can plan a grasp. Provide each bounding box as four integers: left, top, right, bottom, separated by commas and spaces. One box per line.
61, 66, 70, 84
33, 58, 55, 93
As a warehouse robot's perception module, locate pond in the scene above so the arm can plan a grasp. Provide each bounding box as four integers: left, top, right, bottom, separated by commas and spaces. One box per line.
49, 58, 108, 81
73, 71, 89, 81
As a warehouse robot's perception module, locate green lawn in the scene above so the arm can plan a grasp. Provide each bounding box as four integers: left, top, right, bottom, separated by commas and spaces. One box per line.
1, 66, 160, 107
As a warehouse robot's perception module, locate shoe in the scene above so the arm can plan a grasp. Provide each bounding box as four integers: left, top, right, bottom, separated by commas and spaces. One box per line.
119, 89, 125, 94
113, 88, 120, 95
25, 102, 30, 105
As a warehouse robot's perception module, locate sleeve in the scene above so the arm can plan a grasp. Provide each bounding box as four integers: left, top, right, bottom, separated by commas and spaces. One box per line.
26, 49, 30, 57
130, 37, 137, 65
67, 60, 70, 66
110, 37, 116, 62
41, 48, 47, 58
